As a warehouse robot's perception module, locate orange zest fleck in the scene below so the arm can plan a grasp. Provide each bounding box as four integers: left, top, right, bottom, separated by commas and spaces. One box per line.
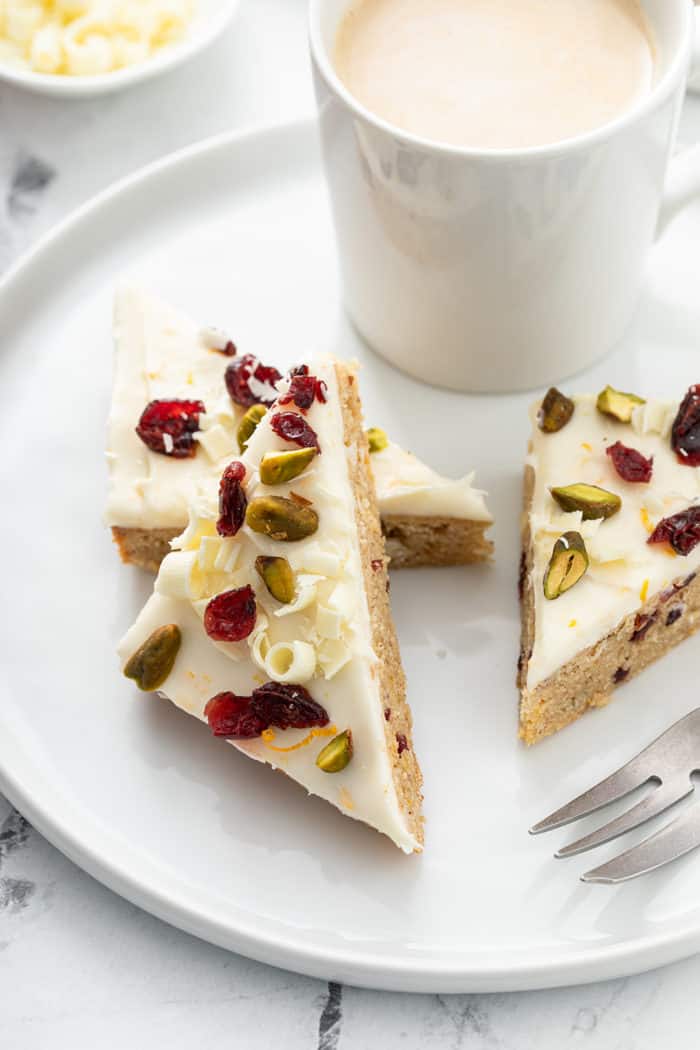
339, 787, 354, 811
581, 442, 593, 452
640, 579, 649, 602
262, 724, 337, 753
568, 619, 577, 628
640, 507, 654, 535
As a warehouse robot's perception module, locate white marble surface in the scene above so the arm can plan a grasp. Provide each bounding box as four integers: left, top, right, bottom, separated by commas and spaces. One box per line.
3, 1, 700, 1043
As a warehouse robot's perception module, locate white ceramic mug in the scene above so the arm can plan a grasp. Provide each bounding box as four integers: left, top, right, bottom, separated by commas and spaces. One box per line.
310, 0, 700, 393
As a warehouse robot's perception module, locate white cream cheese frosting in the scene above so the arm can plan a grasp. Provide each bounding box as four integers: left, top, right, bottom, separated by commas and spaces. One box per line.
118, 357, 421, 853
106, 287, 491, 532
106, 286, 239, 529
370, 441, 491, 521
526, 393, 700, 691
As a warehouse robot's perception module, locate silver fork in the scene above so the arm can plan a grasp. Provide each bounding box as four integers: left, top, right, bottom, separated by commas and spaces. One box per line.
530, 708, 700, 883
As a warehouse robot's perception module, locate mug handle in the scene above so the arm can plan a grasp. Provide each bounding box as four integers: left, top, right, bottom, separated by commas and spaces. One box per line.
656, 9, 700, 238
689, 3, 700, 92
655, 141, 700, 239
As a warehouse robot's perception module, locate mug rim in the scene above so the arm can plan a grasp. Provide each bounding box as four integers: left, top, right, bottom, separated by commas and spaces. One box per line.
308, 0, 695, 161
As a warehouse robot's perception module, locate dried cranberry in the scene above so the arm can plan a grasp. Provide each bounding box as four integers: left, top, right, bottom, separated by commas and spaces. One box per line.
250, 682, 329, 730
217, 461, 247, 537
384, 707, 391, 721
371, 559, 383, 572
279, 374, 328, 411
613, 667, 629, 683
606, 441, 653, 483
135, 399, 204, 458
204, 681, 329, 740
289, 364, 309, 377
672, 385, 700, 466
204, 586, 257, 642
631, 612, 657, 642
204, 692, 267, 738
270, 411, 321, 451
666, 606, 684, 627
648, 506, 700, 556
396, 733, 409, 755
224, 354, 282, 408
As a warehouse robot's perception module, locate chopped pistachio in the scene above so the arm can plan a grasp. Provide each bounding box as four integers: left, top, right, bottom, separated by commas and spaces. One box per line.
316, 730, 353, 773
246, 495, 319, 541
544, 532, 589, 600
596, 385, 645, 423
237, 404, 267, 452
366, 427, 388, 453
550, 482, 621, 520
123, 624, 181, 691
255, 556, 295, 603
538, 388, 575, 433
259, 447, 317, 485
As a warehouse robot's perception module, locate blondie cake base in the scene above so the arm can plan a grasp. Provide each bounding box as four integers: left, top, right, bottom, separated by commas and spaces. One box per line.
119, 358, 424, 851
336, 363, 423, 845
518, 457, 700, 745
114, 516, 494, 574
107, 289, 492, 575
519, 565, 700, 745
382, 514, 493, 569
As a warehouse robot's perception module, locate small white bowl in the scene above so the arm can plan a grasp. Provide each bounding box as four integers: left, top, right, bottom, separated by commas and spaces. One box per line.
0, 0, 240, 98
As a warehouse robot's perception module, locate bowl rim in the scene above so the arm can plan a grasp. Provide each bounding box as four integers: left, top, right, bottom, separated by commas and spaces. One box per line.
0, 0, 240, 97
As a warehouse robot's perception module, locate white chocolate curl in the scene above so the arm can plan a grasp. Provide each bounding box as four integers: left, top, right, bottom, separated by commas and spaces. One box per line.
155, 550, 199, 601
0, 0, 195, 76
195, 422, 235, 464
263, 641, 317, 684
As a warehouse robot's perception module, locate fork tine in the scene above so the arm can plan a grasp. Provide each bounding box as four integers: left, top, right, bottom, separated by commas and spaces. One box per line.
582, 800, 700, 884
556, 778, 692, 858
529, 757, 651, 835
530, 709, 700, 837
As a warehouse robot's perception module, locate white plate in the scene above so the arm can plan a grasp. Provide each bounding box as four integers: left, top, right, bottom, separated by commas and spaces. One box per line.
2, 121, 700, 993
0, 0, 239, 98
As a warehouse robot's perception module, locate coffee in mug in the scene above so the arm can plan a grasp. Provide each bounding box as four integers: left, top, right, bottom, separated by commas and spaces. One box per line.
334, 0, 657, 149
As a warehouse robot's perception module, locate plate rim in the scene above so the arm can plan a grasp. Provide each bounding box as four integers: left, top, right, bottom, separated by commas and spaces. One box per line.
2, 119, 700, 993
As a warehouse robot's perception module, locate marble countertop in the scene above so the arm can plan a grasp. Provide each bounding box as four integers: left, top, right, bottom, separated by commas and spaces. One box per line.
3, 2, 700, 1044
